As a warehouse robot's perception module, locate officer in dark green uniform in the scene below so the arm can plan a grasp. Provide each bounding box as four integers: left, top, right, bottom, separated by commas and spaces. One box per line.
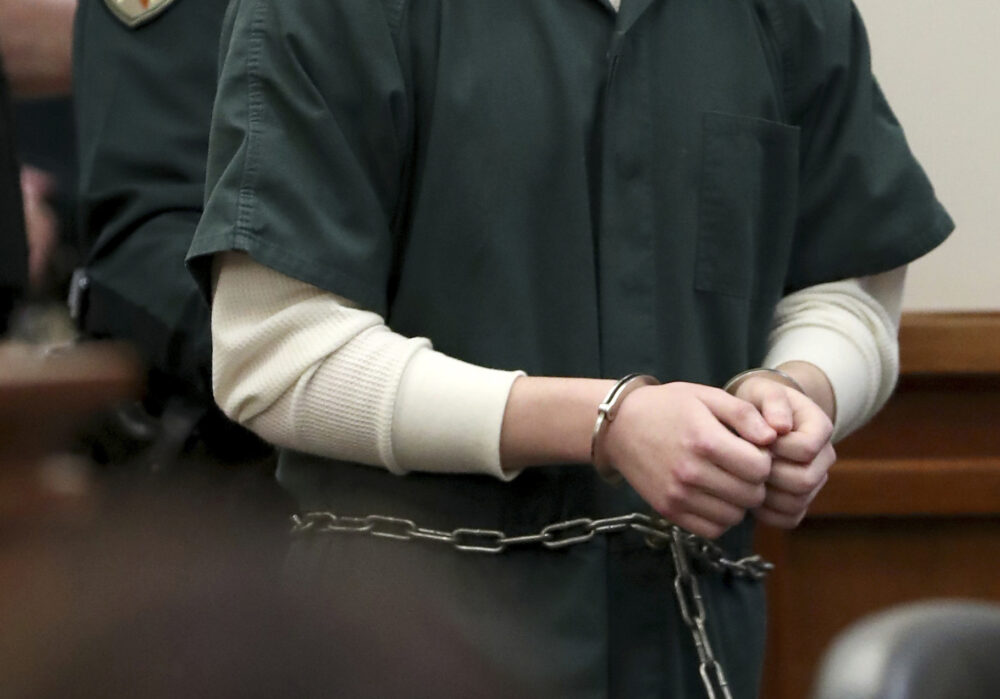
74, 0, 269, 468
189, 0, 952, 696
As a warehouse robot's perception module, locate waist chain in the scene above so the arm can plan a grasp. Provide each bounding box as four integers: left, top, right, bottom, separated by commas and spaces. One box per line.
291, 510, 773, 699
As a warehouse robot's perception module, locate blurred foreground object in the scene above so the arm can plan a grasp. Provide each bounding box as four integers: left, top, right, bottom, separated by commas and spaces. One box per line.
0, 341, 140, 519
811, 600, 1000, 699
15, 96, 79, 302
0, 485, 305, 699
20, 165, 59, 290
0, 341, 489, 697
0, 482, 519, 699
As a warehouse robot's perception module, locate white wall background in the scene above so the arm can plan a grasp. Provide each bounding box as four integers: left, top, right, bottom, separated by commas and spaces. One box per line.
855, 0, 1000, 310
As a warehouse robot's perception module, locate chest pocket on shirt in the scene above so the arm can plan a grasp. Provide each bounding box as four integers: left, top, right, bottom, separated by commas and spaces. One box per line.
695, 112, 800, 299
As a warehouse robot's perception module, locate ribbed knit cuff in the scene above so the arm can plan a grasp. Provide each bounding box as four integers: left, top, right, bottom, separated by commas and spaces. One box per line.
392, 348, 525, 480
764, 325, 876, 442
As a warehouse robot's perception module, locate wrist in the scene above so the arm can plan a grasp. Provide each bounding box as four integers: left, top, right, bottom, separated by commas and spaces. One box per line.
724, 367, 804, 396
591, 374, 660, 481
774, 361, 837, 421
499, 376, 616, 470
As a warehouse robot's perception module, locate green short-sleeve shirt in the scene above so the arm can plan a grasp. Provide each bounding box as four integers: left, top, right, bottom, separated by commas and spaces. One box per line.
190, 0, 950, 382
188, 1, 952, 695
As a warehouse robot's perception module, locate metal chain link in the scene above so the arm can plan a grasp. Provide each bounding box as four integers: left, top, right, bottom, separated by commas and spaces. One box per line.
290, 510, 773, 699
290, 510, 772, 578
670, 528, 734, 699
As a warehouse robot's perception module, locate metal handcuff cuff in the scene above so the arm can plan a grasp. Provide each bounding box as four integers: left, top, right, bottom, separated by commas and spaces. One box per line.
291, 371, 783, 699
590, 368, 805, 479
722, 367, 805, 396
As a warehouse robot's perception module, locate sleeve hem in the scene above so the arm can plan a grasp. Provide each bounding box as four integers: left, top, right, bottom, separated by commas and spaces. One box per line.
187, 229, 388, 315
392, 349, 526, 481
787, 205, 954, 292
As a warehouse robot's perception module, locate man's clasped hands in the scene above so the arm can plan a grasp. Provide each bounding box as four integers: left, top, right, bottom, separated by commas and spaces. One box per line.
602, 374, 836, 540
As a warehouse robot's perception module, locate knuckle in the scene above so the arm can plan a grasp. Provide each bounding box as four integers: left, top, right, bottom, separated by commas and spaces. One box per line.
809, 470, 829, 490
820, 416, 834, 440
740, 450, 771, 485
750, 484, 767, 508
684, 429, 714, 457
788, 477, 815, 497
765, 495, 790, 514
660, 483, 688, 513
806, 476, 829, 503
826, 444, 838, 464
750, 450, 772, 481
678, 433, 697, 455
667, 479, 688, 502
674, 460, 700, 486
803, 435, 827, 458
772, 492, 799, 513
792, 494, 812, 511
734, 401, 757, 421
654, 500, 677, 521
798, 464, 833, 495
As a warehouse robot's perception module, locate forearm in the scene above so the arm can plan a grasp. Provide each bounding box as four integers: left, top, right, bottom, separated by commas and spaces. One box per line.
0, 0, 76, 97
213, 255, 783, 540
499, 376, 614, 471
212, 253, 525, 478
214, 257, 620, 474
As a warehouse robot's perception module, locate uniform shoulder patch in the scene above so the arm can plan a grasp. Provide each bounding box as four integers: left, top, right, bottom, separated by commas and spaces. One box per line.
103, 0, 178, 29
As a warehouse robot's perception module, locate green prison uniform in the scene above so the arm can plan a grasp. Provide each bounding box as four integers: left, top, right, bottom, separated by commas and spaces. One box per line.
188, 0, 953, 695
74, 0, 265, 455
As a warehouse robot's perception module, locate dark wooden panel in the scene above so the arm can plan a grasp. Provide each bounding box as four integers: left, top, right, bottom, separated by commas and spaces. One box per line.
810, 458, 1000, 517
0, 342, 141, 460
900, 312, 1000, 374
0, 342, 141, 522
836, 375, 1000, 461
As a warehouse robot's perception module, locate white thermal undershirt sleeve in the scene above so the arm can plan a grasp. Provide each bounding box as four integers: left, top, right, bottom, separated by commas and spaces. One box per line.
213, 253, 905, 473
763, 267, 907, 442
210, 252, 523, 479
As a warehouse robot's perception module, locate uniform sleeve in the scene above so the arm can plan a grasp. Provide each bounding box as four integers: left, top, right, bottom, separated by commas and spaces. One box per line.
72, 0, 231, 404
187, 0, 410, 317
782, 0, 953, 290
